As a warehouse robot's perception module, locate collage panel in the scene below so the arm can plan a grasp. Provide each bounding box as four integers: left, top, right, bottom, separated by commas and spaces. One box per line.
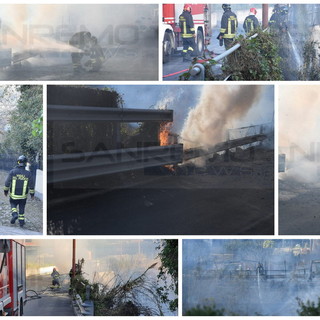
163, 3, 320, 81
183, 238, 320, 316
279, 85, 320, 235
0, 238, 178, 316
47, 84, 274, 236
0, 4, 158, 81
0, 85, 43, 235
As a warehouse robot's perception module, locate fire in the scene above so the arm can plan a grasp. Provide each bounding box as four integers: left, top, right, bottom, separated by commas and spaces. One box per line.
159, 122, 173, 146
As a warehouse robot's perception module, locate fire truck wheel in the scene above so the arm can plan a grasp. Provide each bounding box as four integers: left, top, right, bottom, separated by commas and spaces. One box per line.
163, 32, 173, 63
196, 30, 204, 56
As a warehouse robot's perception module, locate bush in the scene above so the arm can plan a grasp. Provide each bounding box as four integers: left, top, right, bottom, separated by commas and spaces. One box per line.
222, 31, 283, 80
185, 304, 225, 316
297, 297, 320, 316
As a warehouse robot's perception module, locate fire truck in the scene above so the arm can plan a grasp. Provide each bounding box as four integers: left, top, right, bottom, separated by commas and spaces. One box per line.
162, 3, 212, 62
0, 240, 26, 316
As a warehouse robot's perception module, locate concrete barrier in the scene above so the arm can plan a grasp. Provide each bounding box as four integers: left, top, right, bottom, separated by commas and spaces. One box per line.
35, 169, 43, 200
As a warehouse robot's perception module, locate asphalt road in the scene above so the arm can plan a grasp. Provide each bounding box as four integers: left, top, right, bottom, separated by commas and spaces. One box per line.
48, 162, 274, 235
279, 179, 320, 235
163, 36, 225, 81
24, 292, 74, 316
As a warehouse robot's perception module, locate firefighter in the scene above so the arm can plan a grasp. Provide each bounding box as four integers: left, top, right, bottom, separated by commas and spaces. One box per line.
69, 31, 92, 73
51, 268, 61, 288
89, 36, 106, 72
217, 4, 238, 50
3, 155, 35, 227
269, 4, 287, 33
243, 8, 260, 35
179, 4, 196, 62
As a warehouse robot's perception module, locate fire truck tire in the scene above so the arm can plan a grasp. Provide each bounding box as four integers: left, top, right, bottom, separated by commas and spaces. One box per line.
196, 30, 204, 55
163, 32, 173, 63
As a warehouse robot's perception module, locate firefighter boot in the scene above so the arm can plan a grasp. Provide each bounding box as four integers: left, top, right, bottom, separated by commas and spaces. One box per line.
183, 51, 192, 62
10, 212, 18, 224
18, 214, 25, 227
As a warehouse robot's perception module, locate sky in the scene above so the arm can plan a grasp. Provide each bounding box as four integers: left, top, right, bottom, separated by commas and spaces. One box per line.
103, 84, 274, 136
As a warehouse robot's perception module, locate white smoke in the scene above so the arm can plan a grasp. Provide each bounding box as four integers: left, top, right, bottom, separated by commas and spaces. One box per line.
180, 85, 263, 149
279, 85, 320, 184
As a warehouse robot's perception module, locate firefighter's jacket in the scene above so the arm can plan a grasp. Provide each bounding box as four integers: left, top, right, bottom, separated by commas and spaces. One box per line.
220, 10, 238, 39
269, 12, 287, 30
179, 11, 195, 38
243, 15, 259, 33
4, 167, 35, 200
51, 270, 60, 279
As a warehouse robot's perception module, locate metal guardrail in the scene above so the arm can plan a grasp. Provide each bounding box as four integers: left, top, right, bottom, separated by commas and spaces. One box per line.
184, 134, 267, 161
48, 144, 184, 183
48, 105, 173, 122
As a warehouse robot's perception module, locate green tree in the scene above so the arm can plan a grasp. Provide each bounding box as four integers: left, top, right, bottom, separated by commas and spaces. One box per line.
156, 240, 178, 312
4, 85, 42, 162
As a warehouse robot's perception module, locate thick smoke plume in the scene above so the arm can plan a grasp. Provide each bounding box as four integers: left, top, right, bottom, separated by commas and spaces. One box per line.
279, 85, 320, 184
180, 85, 262, 149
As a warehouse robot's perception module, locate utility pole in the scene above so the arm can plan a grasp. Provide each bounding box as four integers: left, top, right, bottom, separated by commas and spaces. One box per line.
262, 4, 269, 29
72, 239, 76, 279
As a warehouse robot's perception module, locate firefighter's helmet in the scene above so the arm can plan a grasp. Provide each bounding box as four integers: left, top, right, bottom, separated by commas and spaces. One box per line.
250, 7, 257, 15
274, 4, 280, 12
17, 155, 27, 167
183, 4, 192, 12
222, 4, 231, 11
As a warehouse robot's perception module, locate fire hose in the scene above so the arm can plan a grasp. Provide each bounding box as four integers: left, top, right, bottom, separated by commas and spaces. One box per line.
25, 274, 70, 303
163, 30, 267, 80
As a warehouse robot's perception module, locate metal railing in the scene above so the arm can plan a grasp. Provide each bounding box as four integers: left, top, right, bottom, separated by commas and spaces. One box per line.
48, 144, 184, 183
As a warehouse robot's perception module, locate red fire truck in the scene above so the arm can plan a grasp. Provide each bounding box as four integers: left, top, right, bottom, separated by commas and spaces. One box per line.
162, 3, 212, 62
0, 240, 26, 316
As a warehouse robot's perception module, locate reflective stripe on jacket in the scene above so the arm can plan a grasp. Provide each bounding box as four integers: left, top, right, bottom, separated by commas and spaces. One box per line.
4, 167, 35, 200
220, 10, 238, 39
179, 10, 195, 38
243, 15, 259, 33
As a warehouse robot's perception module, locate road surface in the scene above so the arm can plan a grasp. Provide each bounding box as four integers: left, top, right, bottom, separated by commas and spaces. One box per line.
163, 33, 225, 81
48, 152, 274, 235
279, 178, 320, 235
24, 292, 74, 316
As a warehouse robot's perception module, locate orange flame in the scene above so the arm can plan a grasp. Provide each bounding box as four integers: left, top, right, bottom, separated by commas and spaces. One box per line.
159, 122, 173, 146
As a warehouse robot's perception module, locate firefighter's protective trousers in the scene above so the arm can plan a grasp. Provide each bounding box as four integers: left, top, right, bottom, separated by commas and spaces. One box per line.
10, 198, 27, 222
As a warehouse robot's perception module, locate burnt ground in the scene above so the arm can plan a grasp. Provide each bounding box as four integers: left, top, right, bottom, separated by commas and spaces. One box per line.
48, 148, 274, 235
279, 178, 320, 235
0, 170, 43, 234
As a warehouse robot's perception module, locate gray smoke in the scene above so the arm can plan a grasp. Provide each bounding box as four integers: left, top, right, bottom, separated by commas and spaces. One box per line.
180, 85, 262, 149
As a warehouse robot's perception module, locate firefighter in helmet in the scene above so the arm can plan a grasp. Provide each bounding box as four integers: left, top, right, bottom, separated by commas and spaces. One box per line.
3, 155, 35, 227
243, 8, 260, 35
69, 31, 105, 73
51, 268, 61, 288
179, 4, 196, 62
217, 4, 238, 50
269, 4, 288, 33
